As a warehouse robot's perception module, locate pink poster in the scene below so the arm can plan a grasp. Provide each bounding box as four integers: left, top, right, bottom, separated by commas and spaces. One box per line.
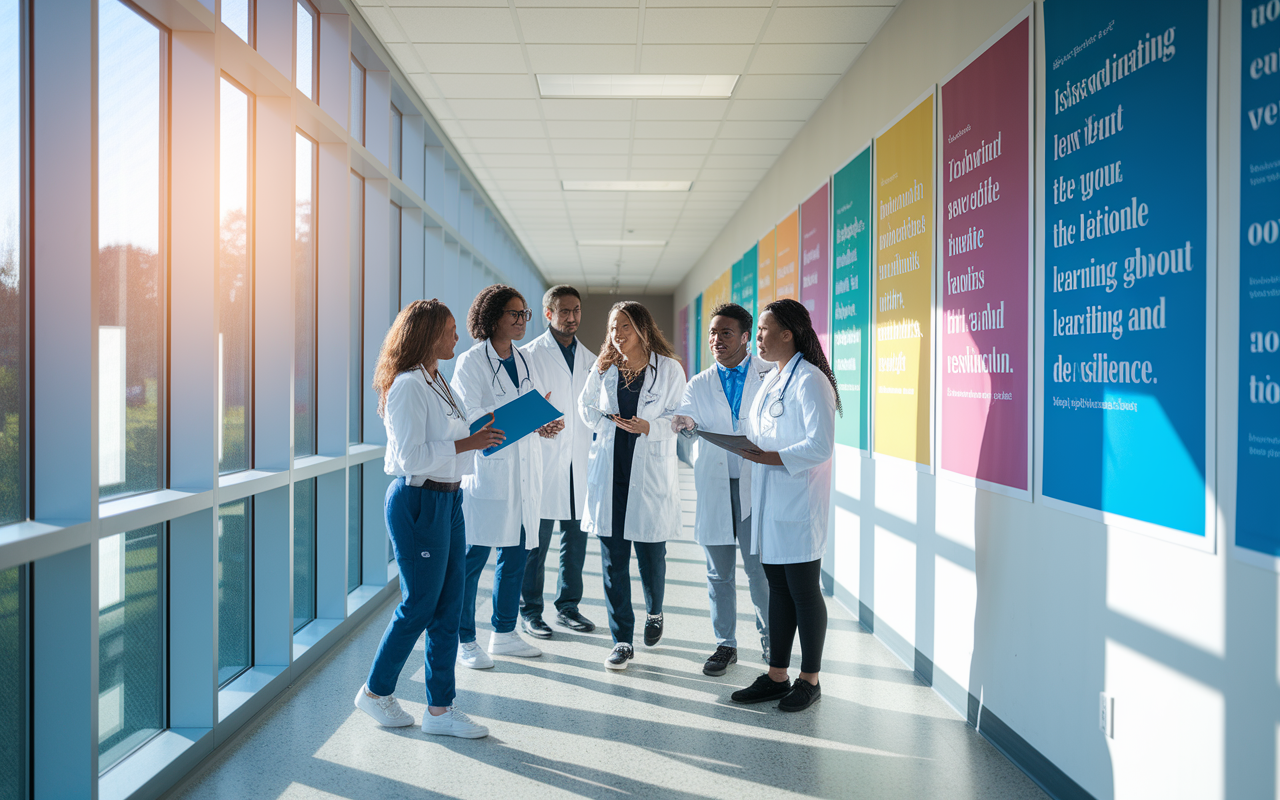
800, 183, 830, 358
677, 305, 690, 377
938, 12, 1031, 496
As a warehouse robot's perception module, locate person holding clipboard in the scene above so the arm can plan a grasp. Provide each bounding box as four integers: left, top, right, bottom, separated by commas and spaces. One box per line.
671, 303, 773, 677
730, 298, 840, 712
450, 285, 562, 669
578, 301, 686, 670
356, 299, 503, 739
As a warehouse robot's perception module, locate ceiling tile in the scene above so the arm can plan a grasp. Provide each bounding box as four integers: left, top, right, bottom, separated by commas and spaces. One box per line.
362, 7, 406, 43
626, 168, 697, 180
710, 138, 790, 154
494, 179, 563, 191
425, 98, 454, 119
642, 8, 769, 44
762, 6, 892, 43
408, 74, 440, 99
635, 99, 729, 121
448, 99, 542, 120
702, 153, 777, 170
413, 43, 527, 73
749, 43, 863, 74
551, 139, 631, 154
717, 120, 805, 139
630, 154, 705, 169
558, 168, 630, 180
632, 139, 712, 155
393, 7, 519, 43
466, 138, 551, 154
525, 44, 637, 73
546, 120, 632, 138
555, 154, 630, 168
726, 99, 822, 120
478, 153, 556, 168
698, 167, 768, 181
637, 44, 752, 73
432, 74, 537, 98
516, 8, 639, 44
459, 119, 546, 138
386, 42, 425, 72
633, 120, 720, 138
541, 99, 634, 121
733, 74, 840, 99
483, 167, 559, 180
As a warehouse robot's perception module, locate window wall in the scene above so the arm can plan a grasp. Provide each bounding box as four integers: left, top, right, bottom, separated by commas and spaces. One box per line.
0, 0, 23, 526
294, 132, 316, 458
292, 479, 315, 632
295, 0, 315, 100
349, 56, 364, 146
390, 103, 402, 179
221, 0, 251, 45
349, 172, 363, 445
219, 78, 252, 474
347, 465, 360, 592
0, 565, 26, 800
217, 498, 251, 685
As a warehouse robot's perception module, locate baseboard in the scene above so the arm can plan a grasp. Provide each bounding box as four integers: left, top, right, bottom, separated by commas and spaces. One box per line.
976, 706, 1095, 800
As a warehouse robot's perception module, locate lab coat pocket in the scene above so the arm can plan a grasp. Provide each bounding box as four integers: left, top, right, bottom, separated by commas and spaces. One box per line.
767, 471, 809, 523
641, 439, 674, 501
470, 451, 510, 500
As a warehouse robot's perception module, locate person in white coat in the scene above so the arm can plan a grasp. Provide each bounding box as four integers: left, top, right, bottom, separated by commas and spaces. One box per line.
578, 301, 686, 670
518, 285, 598, 637
355, 299, 503, 739
672, 303, 773, 677
730, 298, 839, 713
450, 285, 562, 668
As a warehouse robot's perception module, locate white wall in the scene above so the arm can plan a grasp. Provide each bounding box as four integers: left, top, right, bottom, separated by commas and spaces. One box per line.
676, 1, 1279, 798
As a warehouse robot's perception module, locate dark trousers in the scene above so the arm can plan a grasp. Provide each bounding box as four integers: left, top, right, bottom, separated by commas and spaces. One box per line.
366, 479, 465, 707
459, 527, 528, 643
599, 531, 666, 645
762, 558, 827, 674
520, 517, 588, 618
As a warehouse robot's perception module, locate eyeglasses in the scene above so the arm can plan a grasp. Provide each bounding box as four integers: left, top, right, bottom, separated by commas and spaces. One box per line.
504, 309, 533, 322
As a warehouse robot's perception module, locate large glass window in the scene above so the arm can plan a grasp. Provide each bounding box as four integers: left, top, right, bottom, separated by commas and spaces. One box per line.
349, 172, 363, 444
98, 0, 166, 500
0, 0, 23, 525
295, 0, 316, 100
390, 104, 402, 178
98, 524, 165, 771
294, 132, 316, 458
349, 56, 364, 145
0, 565, 27, 799
390, 201, 401, 313
347, 465, 360, 592
219, 78, 252, 474
292, 479, 315, 632
222, 0, 252, 45
217, 498, 251, 685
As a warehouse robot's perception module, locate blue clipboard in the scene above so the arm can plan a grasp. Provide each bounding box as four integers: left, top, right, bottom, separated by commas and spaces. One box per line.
469, 391, 564, 456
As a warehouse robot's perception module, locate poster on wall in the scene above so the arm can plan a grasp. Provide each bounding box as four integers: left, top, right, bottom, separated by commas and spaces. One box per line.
874, 89, 936, 470
938, 9, 1033, 499
833, 146, 873, 452
1237, 2, 1280, 563
731, 256, 745, 309
741, 243, 759, 327
775, 211, 800, 301
758, 228, 776, 309
1042, 0, 1216, 546
801, 183, 832, 358
678, 305, 690, 377
694, 293, 703, 373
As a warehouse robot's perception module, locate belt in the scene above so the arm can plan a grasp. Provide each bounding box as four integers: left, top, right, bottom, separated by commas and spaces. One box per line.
422, 478, 461, 493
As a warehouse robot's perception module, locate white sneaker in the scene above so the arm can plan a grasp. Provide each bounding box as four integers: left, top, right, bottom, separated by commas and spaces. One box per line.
354, 685, 415, 727
487, 630, 542, 658
421, 705, 489, 739
457, 640, 494, 670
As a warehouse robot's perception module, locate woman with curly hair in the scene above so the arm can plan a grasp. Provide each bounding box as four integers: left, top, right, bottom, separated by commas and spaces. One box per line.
449, 285, 561, 668
577, 301, 686, 670
729, 298, 840, 713
355, 299, 504, 739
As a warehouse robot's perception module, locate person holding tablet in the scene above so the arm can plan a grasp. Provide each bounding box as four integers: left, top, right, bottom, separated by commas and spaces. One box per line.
451, 285, 560, 668
578, 301, 686, 670
356, 299, 503, 739
671, 303, 773, 676
730, 298, 839, 712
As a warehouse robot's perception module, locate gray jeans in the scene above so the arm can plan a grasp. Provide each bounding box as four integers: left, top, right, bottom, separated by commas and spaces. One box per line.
702, 478, 769, 650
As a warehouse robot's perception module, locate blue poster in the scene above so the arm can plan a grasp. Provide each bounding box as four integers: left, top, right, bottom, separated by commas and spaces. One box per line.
1239, 4, 1280, 557
1042, 0, 1211, 536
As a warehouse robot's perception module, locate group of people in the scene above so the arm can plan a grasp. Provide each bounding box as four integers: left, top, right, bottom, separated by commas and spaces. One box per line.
354, 284, 841, 740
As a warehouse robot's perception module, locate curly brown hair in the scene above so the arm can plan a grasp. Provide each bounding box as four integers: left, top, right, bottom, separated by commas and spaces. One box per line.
373, 299, 454, 417
597, 301, 677, 375
466, 284, 525, 340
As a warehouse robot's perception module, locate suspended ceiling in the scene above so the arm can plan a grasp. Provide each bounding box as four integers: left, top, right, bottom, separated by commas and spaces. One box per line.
354, 1, 898, 293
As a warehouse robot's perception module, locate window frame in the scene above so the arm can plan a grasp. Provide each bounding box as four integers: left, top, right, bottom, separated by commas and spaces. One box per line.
294, 0, 317, 101
293, 128, 318, 459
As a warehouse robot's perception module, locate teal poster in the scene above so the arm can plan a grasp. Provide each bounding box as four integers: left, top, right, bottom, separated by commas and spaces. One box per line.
832, 146, 872, 450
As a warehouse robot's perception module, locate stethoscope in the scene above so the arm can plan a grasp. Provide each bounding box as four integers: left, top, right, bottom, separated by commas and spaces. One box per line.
418, 366, 464, 421
759, 355, 803, 420
486, 341, 533, 397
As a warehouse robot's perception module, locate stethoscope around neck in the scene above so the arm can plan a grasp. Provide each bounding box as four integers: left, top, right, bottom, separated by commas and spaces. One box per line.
486, 340, 533, 397
759, 355, 803, 420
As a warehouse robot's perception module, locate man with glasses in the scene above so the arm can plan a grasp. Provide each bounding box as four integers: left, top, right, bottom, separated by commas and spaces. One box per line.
518, 286, 598, 636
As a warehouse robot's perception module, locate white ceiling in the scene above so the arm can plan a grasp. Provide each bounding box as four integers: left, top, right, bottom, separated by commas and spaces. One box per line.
355, 0, 898, 293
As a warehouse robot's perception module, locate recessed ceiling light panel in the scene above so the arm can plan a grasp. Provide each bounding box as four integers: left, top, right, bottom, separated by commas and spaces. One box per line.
562, 181, 692, 192
537, 74, 738, 98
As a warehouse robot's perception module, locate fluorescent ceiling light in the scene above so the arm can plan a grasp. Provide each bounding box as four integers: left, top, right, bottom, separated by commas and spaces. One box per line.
537, 74, 738, 98
563, 181, 691, 192
578, 239, 667, 247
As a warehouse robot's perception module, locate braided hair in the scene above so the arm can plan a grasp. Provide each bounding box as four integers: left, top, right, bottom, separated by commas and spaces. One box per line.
762, 298, 842, 415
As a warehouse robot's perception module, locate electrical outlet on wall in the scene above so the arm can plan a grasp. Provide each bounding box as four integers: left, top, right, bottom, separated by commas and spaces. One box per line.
1099, 692, 1115, 739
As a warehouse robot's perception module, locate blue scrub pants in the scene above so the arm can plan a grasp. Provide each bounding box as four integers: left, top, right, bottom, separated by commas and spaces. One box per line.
459, 526, 528, 643
366, 479, 465, 708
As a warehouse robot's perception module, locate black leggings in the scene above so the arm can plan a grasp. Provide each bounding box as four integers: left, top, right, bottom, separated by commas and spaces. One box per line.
762, 559, 827, 674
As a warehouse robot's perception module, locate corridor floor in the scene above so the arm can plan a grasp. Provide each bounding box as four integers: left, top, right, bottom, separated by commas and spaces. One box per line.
168, 469, 1046, 799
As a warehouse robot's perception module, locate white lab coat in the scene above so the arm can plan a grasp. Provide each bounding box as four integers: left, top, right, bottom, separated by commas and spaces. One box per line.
676, 356, 773, 546
450, 340, 546, 549
521, 329, 596, 520
744, 353, 837, 565
577, 353, 686, 543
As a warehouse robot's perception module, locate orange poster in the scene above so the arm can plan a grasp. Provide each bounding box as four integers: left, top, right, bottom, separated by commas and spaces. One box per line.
757, 228, 776, 308
774, 210, 799, 301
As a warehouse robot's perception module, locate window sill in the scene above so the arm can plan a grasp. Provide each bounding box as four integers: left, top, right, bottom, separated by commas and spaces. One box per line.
217, 665, 289, 728
293, 617, 343, 670
99, 489, 206, 535
217, 469, 289, 502
346, 584, 386, 616
0, 518, 92, 570
98, 728, 212, 800
348, 443, 386, 464
293, 454, 344, 481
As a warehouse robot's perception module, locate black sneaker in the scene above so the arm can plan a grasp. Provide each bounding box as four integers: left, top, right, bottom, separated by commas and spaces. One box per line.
604, 643, 634, 671
643, 613, 664, 647
555, 608, 596, 633
731, 673, 792, 704
702, 645, 738, 677
521, 616, 553, 639
778, 677, 821, 712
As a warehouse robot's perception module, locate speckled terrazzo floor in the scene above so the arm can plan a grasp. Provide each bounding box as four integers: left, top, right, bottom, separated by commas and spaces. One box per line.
166, 468, 1046, 800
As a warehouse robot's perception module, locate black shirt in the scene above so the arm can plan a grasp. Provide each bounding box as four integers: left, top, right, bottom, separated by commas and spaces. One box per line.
612, 369, 643, 487
555, 334, 576, 373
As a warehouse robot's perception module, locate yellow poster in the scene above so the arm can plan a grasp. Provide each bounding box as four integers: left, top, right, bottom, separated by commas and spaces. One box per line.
757, 228, 775, 309
873, 90, 934, 467
700, 268, 732, 364
774, 210, 799, 301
